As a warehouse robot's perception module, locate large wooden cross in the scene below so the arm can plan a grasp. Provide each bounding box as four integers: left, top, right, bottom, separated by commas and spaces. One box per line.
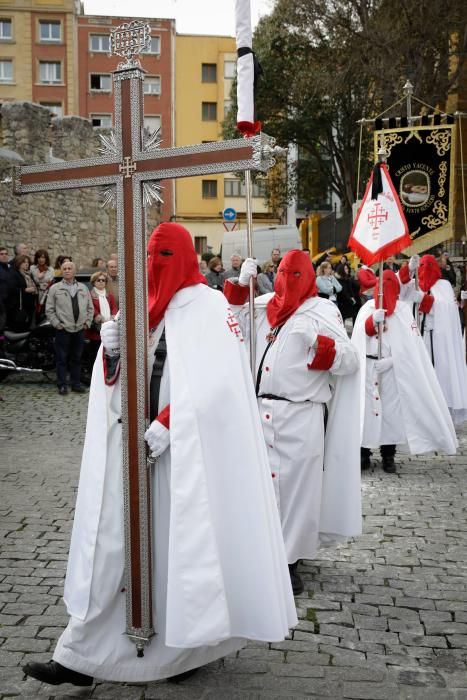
14, 20, 277, 657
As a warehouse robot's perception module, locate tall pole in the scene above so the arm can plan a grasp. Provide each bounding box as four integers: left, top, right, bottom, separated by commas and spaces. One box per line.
245, 168, 256, 375
377, 147, 388, 359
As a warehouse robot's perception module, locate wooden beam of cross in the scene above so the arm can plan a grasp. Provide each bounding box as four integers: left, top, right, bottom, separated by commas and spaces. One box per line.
13, 19, 278, 658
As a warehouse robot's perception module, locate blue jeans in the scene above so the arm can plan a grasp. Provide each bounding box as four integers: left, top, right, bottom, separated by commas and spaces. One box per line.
54, 329, 84, 388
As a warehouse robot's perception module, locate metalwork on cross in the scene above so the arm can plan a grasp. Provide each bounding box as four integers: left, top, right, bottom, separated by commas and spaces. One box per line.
13, 21, 280, 658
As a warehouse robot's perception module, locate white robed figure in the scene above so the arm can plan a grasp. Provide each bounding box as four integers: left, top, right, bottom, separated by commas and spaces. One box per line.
23, 223, 297, 687
398, 254, 467, 425
352, 270, 457, 465
224, 251, 361, 595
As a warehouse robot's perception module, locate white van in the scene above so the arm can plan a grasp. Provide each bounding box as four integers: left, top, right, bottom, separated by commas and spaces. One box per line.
221, 225, 302, 267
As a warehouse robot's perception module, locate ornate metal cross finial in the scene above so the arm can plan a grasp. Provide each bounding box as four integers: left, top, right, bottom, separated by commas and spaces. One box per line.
110, 20, 151, 69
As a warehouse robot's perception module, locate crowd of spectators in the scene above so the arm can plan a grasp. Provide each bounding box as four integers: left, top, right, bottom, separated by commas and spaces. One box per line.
1, 241, 465, 390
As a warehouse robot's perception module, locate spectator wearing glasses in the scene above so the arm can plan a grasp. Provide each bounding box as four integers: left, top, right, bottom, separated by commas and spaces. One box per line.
86, 271, 118, 366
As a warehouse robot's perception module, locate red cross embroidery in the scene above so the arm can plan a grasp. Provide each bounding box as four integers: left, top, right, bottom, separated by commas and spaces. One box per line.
367, 203, 388, 239
226, 309, 244, 341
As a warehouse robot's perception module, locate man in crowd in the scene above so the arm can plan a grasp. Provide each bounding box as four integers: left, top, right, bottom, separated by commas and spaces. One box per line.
271, 247, 282, 272
0, 246, 14, 354
106, 258, 119, 308
224, 251, 361, 595
24, 222, 296, 687
45, 260, 93, 395
399, 254, 467, 424
224, 253, 243, 279
352, 270, 457, 473
9, 243, 29, 265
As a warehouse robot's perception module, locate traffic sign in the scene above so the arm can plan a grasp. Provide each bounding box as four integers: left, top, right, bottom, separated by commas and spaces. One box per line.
223, 207, 237, 222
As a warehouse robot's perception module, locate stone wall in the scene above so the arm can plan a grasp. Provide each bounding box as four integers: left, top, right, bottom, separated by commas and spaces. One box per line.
0, 102, 160, 269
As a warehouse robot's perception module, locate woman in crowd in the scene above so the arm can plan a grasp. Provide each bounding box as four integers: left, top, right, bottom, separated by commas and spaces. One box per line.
7, 255, 38, 331
205, 256, 226, 291
316, 262, 342, 304
336, 262, 361, 327
257, 260, 275, 294
85, 271, 117, 366
30, 249, 54, 322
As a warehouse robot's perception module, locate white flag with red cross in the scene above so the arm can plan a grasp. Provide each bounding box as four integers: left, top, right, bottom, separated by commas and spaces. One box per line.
348, 163, 410, 265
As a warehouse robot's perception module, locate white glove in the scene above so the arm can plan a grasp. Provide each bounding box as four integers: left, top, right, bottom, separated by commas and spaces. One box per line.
374, 357, 393, 374
361, 264, 369, 270
372, 308, 386, 324
409, 254, 420, 273
461, 290, 467, 301
101, 320, 120, 354
414, 290, 425, 304
238, 258, 258, 287
291, 316, 318, 349
144, 420, 170, 458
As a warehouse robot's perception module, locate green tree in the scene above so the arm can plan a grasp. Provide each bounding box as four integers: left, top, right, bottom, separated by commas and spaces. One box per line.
224, 0, 466, 213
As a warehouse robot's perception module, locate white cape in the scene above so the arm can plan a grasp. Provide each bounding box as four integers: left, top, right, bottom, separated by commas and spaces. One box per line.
352, 299, 457, 455
55, 284, 297, 682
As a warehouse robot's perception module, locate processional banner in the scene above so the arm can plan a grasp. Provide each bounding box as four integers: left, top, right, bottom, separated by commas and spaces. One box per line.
373, 124, 456, 254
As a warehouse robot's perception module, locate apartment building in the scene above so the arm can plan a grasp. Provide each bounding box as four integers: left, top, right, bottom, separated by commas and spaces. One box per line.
175, 33, 273, 255
0, 0, 78, 115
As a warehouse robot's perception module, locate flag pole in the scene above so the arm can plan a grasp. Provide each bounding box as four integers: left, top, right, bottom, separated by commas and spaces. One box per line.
244, 168, 256, 374
235, 0, 259, 376
377, 147, 387, 359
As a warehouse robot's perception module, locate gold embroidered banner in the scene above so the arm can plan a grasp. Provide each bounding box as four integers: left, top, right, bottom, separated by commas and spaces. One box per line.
373, 124, 456, 254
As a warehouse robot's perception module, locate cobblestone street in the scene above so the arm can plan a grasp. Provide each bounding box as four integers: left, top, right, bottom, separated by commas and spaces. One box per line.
1, 377, 467, 699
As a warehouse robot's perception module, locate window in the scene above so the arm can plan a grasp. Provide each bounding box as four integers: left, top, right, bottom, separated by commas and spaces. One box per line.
90, 73, 111, 91
0, 19, 12, 40
89, 34, 110, 52
194, 236, 207, 254
225, 178, 266, 198
39, 20, 61, 42
143, 76, 161, 95
202, 63, 217, 82
224, 60, 236, 79
39, 61, 61, 84
144, 115, 161, 133
0, 59, 13, 82
202, 180, 217, 199
40, 102, 63, 117
142, 36, 160, 54
202, 102, 217, 121
90, 114, 112, 128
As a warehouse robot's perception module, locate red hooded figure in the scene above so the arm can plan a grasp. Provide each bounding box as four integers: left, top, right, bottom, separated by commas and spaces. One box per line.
373, 270, 400, 317
418, 254, 442, 293
267, 250, 317, 328
147, 222, 206, 330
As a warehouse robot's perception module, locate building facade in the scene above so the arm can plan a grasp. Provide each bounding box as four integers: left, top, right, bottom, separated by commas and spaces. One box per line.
76, 14, 176, 221
0, 0, 78, 115
175, 33, 275, 256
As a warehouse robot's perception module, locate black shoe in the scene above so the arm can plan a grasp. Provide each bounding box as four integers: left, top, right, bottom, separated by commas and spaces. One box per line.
361, 455, 371, 470
22, 660, 93, 687
71, 386, 87, 393
58, 385, 68, 396
382, 457, 396, 473
288, 562, 304, 596
167, 667, 200, 683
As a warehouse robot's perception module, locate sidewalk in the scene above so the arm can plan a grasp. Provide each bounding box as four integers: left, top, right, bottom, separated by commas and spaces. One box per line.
1, 378, 467, 699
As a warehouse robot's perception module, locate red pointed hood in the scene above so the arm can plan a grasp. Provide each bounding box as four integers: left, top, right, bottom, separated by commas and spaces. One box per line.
147, 222, 206, 329
418, 254, 441, 292
266, 250, 317, 328
374, 269, 400, 317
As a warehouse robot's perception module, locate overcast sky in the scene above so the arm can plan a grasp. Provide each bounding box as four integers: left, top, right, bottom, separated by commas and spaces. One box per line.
83, 0, 274, 36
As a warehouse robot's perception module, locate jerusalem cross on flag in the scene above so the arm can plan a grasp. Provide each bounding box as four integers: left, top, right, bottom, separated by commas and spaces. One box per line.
348, 163, 411, 265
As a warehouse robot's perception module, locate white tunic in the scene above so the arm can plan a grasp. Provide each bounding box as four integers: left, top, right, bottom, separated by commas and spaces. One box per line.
53, 285, 297, 682
399, 277, 467, 424
352, 299, 457, 455
230, 293, 361, 564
